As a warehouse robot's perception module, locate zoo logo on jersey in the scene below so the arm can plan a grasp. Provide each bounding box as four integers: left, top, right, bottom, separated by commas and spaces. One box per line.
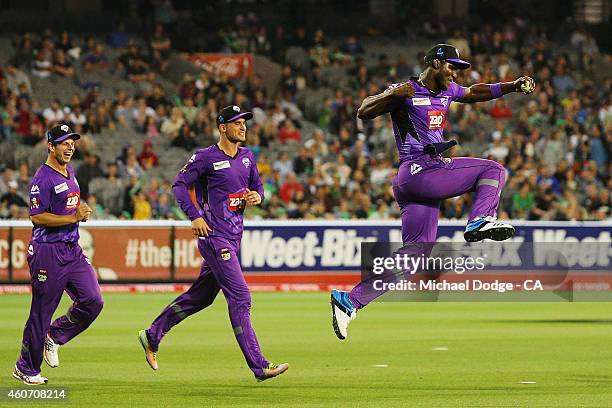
65, 192, 80, 210
427, 110, 446, 129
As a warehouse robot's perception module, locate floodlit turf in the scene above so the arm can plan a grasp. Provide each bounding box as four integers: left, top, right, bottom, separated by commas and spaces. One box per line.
1, 293, 611, 407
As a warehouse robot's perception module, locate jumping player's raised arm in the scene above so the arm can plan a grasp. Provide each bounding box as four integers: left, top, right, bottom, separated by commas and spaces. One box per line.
357, 82, 415, 120
457, 76, 535, 103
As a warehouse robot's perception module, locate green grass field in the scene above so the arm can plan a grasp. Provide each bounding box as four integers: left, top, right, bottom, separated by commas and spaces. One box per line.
1, 293, 611, 407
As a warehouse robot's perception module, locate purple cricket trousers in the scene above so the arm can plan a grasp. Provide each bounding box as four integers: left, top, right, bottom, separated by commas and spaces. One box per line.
16, 241, 104, 376
146, 236, 269, 377
349, 156, 506, 308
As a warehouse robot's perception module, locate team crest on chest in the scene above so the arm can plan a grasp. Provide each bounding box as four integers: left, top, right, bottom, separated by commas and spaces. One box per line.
242, 157, 251, 168
440, 96, 449, 107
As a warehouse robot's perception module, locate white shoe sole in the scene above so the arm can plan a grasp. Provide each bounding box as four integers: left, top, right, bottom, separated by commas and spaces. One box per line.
12, 370, 48, 385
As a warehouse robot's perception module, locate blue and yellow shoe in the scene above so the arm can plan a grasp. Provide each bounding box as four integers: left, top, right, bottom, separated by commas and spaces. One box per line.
331, 289, 357, 340
256, 363, 289, 382
464, 216, 515, 242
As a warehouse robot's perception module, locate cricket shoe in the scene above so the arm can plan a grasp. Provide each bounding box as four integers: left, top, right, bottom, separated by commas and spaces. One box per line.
464, 216, 515, 242
12, 365, 48, 385
256, 363, 290, 382
43, 334, 59, 368
138, 330, 158, 370
331, 289, 357, 340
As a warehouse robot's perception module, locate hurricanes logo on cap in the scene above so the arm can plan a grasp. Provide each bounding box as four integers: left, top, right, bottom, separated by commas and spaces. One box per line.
61, 124, 70, 133
218, 115, 224, 123
437, 48, 443, 57
232, 106, 240, 112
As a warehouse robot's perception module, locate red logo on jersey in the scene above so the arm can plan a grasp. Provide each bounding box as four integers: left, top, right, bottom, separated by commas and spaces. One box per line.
65, 192, 80, 210
427, 110, 446, 129
228, 193, 246, 211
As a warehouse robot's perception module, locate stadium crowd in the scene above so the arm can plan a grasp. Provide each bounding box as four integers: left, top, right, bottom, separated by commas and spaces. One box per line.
0, 16, 610, 222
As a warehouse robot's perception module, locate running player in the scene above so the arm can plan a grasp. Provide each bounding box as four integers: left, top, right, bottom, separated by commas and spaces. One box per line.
331, 44, 536, 340
138, 105, 289, 382
13, 124, 103, 385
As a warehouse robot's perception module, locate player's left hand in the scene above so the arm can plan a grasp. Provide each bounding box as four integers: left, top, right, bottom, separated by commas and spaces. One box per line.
244, 189, 262, 206
514, 76, 536, 94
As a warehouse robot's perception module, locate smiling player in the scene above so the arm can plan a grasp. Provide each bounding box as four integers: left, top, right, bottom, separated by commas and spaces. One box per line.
138, 105, 289, 382
331, 44, 536, 340
13, 124, 102, 385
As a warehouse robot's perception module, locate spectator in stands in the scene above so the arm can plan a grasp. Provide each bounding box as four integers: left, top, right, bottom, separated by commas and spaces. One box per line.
490, 98, 513, 119
14, 99, 42, 136
171, 123, 197, 151
31, 50, 52, 78
78, 60, 102, 90
309, 28, 330, 67
132, 190, 152, 220
68, 103, 87, 127
279, 172, 304, 203
278, 118, 301, 144
161, 107, 185, 139
147, 83, 170, 109
52, 49, 74, 77
76, 153, 104, 200
137, 140, 160, 169
43, 99, 65, 126
126, 55, 155, 83
143, 115, 160, 137
16, 163, 30, 199
22, 121, 44, 146
293, 147, 313, 176
273, 151, 293, 182
150, 23, 172, 72
512, 183, 535, 219
0, 180, 27, 208
56, 31, 75, 54
121, 151, 145, 181
5, 62, 32, 95
340, 35, 365, 56
13, 34, 34, 68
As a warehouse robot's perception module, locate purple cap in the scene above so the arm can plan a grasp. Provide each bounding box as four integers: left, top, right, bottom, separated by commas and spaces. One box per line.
424, 44, 471, 70
47, 124, 81, 143
217, 105, 253, 125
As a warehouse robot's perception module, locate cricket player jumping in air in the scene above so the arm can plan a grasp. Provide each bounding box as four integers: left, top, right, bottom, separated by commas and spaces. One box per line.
331, 44, 536, 340
13, 124, 102, 385
138, 105, 289, 382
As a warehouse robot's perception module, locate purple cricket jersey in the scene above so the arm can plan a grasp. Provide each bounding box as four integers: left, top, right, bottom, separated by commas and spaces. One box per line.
29, 164, 81, 243
388, 78, 466, 162
172, 144, 264, 240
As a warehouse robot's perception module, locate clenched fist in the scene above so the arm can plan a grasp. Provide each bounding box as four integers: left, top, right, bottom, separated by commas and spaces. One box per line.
75, 203, 92, 222
514, 76, 536, 94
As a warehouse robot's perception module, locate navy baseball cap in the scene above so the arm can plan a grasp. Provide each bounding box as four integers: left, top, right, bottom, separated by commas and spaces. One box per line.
47, 124, 81, 143
217, 105, 253, 125
424, 44, 470, 69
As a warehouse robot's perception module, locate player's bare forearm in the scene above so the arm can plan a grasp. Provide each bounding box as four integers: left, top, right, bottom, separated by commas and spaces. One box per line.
30, 212, 78, 227
357, 82, 415, 120
458, 82, 516, 103
357, 92, 395, 120
458, 76, 535, 103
